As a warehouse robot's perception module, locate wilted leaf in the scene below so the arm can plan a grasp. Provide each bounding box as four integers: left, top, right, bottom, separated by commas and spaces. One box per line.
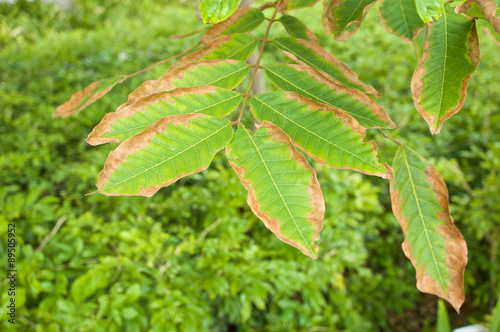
379, 0, 424, 41
202, 33, 258, 61
265, 64, 394, 128
279, 15, 319, 42
226, 123, 324, 258
53, 76, 122, 117
479, 15, 500, 44
457, 0, 500, 33
96, 114, 233, 196
250, 91, 389, 177
414, 0, 445, 22
288, 0, 320, 9
411, 7, 480, 134
390, 145, 467, 312
87, 87, 241, 145
273, 37, 379, 95
325, 0, 377, 40
199, 0, 243, 23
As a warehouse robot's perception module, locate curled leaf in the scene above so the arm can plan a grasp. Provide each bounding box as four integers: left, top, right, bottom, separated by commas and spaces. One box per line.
325, 0, 377, 40
457, 0, 500, 33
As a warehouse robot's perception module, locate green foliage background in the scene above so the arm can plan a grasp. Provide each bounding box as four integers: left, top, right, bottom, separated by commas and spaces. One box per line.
0, 0, 498, 331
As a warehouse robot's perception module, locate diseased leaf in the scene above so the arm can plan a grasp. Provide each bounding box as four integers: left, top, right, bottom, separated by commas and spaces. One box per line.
264, 64, 393, 128
411, 7, 480, 134
226, 123, 325, 258
415, 0, 445, 22
325, 0, 377, 40
250, 91, 389, 177
96, 114, 233, 196
199, 0, 243, 23
53, 76, 122, 117
273, 37, 379, 95
114, 59, 248, 115
202, 33, 258, 61
288, 0, 321, 9
390, 145, 467, 312
457, 0, 500, 33
86, 87, 241, 145
379, 0, 424, 41
279, 15, 319, 42
201, 7, 263, 45
479, 15, 500, 44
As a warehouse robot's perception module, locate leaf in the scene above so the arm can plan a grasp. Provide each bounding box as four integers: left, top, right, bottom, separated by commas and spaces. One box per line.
226, 123, 324, 258
390, 145, 467, 312
250, 91, 389, 177
96, 114, 233, 196
288, 0, 321, 9
491, 292, 500, 332
114, 59, 248, 115
199, 0, 243, 23
414, 0, 445, 22
325, 0, 377, 40
53, 76, 122, 117
379, 0, 425, 41
278, 15, 319, 42
86, 87, 241, 145
202, 33, 258, 61
437, 300, 451, 332
201, 8, 265, 45
273, 37, 379, 95
457, 0, 500, 33
411, 7, 480, 134
264, 64, 394, 128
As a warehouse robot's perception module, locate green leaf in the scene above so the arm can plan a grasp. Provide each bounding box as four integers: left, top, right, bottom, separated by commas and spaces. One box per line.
325, 0, 377, 40
264, 64, 393, 128
226, 123, 324, 258
390, 145, 467, 312
288, 0, 320, 9
87, 87, 241, 145
224, 8, 265, 34
199, 0, 243, 23
379, 0, 425, 41
203, 33, 258, 61
437, 300, 451, 332
411, 7, 480, 134
279, 15, 318, 42
54, 76, 122, 117
414, 0, 445, 22
250, 91, 388, 177
491, 292, 500, 332
273, 37, 379, 95
96, 114, 233, 196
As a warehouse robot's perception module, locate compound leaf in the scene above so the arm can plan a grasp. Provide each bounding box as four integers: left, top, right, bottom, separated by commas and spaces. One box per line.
250, 91, 389, 177
379, 0, 424, 41
279, 15, 319, 42
54, 76, 122, 117
273, 37, 379, 95
288, 0, 321, 9
411, 7, 480, 134
265, 64, 394, 128
226, 123, 325, 258
390, 145, 467, 312
199, 0, 243, 23
97, 114, 233, 196
325, 0, 377, 40
415, 0, 445, 22
87, 87, 241, 145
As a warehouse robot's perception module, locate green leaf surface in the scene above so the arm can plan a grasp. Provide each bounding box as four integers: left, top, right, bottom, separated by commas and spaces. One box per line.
97, 115, 233, 196
390, 145, 467, 311
411, 7, 480, 134
288, 0, 320, 9
203, 33, 258, 61
224, 8, 265, 34
171, 60, 250, 89
279, 15, 317, 41
264, 64, 393, 128
437, 300, 451, 332
379, 0, 424, 41
273, 37, 378, 94
88, 87, 241, 144
250, 91, 388, 177
226, 123, 324, 258
325, 0, 377, 39
199, 0, 243, 23
415, 0, 445, 22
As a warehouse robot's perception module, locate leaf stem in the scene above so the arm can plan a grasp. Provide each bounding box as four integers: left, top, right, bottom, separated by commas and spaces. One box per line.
377, 128, 403, 146
237, 1, 281, 122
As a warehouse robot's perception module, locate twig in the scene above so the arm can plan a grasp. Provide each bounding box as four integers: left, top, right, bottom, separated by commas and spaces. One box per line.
196, 218, 223, 243
36, 215, 68, 251
377, 128, 403, 146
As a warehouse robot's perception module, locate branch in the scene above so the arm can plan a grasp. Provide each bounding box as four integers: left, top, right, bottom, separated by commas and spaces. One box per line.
36, 215, 68, 251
